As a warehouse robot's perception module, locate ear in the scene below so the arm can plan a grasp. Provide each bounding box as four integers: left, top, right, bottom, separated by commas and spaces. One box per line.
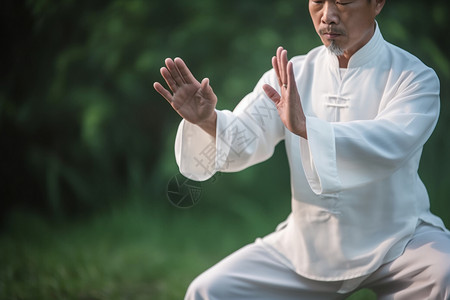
374, 0, 386, 16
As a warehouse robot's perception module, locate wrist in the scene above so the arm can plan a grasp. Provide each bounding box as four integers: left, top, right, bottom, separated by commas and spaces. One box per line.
295, 116, 307, 139
197, 111, 217, 137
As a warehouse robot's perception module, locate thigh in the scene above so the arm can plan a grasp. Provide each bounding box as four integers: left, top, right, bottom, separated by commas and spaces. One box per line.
185, 239, 346, 300
364, 223, 450, 300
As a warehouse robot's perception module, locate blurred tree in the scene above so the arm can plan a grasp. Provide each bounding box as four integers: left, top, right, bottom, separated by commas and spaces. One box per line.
1, 0, 449, 227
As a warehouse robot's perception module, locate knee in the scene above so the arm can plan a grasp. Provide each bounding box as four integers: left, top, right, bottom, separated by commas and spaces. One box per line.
184, 269, 231, 300
184, 272, 212, 300
424, 243, 450, 298
435, 259, 450, 298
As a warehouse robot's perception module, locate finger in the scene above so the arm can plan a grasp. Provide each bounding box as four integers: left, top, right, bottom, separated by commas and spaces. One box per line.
272, 56, 282, 87
281, 49, 288, 86
175, 58, 198, 84
262, 84, 281, 105
200, 77, 209, 93
154, 82, 173, 103
276, 47, 283, 84
160, 67, 178, 93
287, 61, 297, 93
165, 58, 185, 86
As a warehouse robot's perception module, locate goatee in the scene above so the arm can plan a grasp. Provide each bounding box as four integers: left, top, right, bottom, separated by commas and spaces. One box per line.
327, 41, 344, 57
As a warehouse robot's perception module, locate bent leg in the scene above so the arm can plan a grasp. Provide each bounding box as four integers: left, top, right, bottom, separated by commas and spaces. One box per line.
185, 240, 346, 300
364, 223, 450, 300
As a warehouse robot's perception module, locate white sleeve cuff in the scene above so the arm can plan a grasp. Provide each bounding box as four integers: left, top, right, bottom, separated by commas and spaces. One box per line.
300, 116, 342, 194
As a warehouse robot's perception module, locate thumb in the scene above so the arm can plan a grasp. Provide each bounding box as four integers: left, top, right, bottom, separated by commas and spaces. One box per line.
263, 84, 281, 105
201, 78, 214, 96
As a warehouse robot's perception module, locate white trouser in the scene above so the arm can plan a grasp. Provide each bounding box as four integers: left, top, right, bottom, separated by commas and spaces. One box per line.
185, 223, 450, 300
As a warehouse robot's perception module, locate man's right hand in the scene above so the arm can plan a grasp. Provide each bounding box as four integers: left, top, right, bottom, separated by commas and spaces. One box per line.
154, 58, 217, 137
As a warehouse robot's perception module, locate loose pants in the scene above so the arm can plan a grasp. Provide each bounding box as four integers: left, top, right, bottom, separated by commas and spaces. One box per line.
185, 223, 450, 300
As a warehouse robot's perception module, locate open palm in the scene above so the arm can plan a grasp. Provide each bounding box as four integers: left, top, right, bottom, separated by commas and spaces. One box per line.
154, 58, 217, 130
262, 47, 307, 139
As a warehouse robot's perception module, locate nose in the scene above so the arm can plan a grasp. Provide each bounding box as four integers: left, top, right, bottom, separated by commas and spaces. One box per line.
321, 2, 339, 25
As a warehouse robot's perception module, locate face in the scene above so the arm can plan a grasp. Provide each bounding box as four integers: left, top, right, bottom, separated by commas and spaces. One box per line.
309, 0, 385, 57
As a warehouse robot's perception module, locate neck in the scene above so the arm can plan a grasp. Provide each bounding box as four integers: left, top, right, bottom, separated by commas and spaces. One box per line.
337, 55, 350, 68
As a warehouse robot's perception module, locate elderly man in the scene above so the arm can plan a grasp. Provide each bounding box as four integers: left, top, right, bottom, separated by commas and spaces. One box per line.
154, 0, 450, 298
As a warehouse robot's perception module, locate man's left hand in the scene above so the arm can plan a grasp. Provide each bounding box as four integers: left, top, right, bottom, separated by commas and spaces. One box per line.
263, 47, 307, 139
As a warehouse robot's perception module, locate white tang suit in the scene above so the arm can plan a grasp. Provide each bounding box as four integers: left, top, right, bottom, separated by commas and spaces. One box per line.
175, 24, 450, 298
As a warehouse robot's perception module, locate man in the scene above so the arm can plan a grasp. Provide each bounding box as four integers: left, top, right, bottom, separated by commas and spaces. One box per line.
154, 0, 450, 298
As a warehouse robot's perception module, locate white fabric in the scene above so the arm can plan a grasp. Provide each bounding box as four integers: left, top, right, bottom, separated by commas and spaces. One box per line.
184, 223, 450, 299
174, 24, 448, 280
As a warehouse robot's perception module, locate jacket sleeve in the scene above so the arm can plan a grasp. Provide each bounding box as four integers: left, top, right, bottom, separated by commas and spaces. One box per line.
300, 67, 440, 194
175, 70, 285, 181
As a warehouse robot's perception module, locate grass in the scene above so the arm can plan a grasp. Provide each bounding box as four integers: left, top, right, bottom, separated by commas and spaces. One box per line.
1, 208, 188, 299
0, 203, 238, 299
0, 196, 281, 300
0, 201, 376, 300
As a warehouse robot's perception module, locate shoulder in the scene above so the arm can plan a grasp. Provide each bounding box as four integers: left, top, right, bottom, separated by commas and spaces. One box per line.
385, 42, 439, 81
257, 46, 326, 87
379, 41, 440, 94
287, 45, 329, 80
291, 45, 326, 66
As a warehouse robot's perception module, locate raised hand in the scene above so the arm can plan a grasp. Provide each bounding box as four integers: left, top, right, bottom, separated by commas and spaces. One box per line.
262, 47, 307, 139
154, 58, 217, 137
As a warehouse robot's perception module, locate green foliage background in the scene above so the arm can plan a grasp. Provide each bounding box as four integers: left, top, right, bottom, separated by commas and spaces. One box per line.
1, 0, 449, 299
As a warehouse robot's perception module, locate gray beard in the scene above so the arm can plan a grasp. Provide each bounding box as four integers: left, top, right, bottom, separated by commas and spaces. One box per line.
327, 41, 344, 57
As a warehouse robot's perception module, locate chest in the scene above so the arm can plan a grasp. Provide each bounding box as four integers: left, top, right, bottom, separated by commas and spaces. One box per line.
298, 65, 392, 122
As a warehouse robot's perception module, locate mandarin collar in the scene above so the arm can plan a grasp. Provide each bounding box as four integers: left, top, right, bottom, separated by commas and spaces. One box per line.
327, 22, 384, 69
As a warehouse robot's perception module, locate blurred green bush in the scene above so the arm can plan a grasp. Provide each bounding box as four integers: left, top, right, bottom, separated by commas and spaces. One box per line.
1, 0, 449, 227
